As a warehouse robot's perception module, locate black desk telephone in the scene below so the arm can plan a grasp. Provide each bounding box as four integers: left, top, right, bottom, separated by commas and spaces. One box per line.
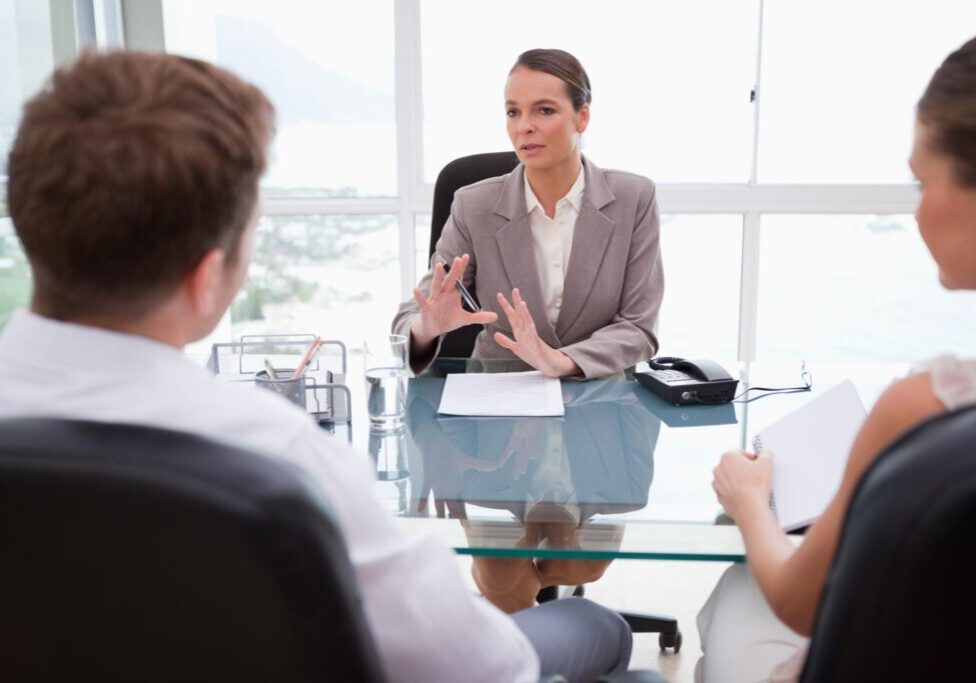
635, 357, 739, 406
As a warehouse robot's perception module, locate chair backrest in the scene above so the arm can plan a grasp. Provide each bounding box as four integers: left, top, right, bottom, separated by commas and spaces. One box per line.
430, 151, 520, 358
800, 404, 976, 682
0, 418, 386, 683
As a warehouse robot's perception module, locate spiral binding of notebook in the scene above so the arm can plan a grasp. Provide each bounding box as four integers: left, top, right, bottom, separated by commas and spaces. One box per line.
752, 434, 779, 521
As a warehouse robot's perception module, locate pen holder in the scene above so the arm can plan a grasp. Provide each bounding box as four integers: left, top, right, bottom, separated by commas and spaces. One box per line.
254, 369, 307, 410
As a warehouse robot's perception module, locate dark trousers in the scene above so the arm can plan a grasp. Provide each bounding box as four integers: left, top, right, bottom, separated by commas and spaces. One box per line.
512, 598, 633, 683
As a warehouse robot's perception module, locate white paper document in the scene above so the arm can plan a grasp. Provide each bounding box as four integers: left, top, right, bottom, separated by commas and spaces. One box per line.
752, 380, 867, 532
437, 371, 565, 417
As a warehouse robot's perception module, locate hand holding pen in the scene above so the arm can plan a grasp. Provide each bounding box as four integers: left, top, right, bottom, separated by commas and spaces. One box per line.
435, 254, 480, 312
410, 253, 498, 348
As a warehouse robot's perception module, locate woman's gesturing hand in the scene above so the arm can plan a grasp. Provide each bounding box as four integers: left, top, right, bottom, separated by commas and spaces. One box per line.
493, 288, 580, 378
410, 254, 497, 347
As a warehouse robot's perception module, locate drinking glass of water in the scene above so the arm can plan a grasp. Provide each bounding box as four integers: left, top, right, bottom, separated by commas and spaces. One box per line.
363, 334, 408, 428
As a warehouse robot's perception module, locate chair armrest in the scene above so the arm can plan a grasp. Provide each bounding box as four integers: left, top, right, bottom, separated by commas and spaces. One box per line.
596, 670, 668, 683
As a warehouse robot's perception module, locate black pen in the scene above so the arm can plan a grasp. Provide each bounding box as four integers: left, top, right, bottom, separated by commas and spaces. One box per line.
436, 255, 481, 312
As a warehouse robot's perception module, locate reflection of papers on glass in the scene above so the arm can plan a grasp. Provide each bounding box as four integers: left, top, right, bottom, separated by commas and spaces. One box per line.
437, 371, 565, 417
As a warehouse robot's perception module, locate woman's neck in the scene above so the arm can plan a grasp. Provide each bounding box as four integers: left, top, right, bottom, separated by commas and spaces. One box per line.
525, 156, 583, 219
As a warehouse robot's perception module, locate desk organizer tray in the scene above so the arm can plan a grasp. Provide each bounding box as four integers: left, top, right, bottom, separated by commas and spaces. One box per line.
207, 334, 352, 428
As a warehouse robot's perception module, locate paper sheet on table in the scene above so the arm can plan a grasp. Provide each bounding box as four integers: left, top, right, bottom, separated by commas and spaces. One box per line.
437, 370, 565, 417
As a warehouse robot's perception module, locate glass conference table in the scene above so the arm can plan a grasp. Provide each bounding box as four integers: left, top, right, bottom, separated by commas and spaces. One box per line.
360, 358, 903, 564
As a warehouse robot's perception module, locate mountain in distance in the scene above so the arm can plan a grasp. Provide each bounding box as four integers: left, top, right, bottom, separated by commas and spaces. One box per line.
215, 14, 393, 124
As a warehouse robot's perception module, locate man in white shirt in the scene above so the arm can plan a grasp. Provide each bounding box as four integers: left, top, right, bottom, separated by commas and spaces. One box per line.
0, 50, 634, 682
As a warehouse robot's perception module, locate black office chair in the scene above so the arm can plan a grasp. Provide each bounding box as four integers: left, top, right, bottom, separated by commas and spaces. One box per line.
0, 417, 386, 683
799, 404, 976, 682
0, 418, 659, 683
429, 151, 520, 358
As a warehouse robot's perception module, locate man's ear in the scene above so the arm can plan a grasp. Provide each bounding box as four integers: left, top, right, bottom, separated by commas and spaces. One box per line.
185, 248, 227, 317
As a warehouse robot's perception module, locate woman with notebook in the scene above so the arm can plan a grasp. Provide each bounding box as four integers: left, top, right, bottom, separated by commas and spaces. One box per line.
392, 49, 664, 379
697, 36, 976, 683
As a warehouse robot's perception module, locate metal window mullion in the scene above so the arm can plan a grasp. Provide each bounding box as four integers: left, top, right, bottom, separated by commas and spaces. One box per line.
256, 184, 920, 216
655, 184, 919, 214
117, 0, 164, 54
750, 0, 765, 185
408, 195, 433, 215
737, 0, 765, 364
394, 0, 424, 301
92, 0, 124, 48
737, 212, 761, 362
738, 0, 765, 368
261, 198, 400, 216
12, 1, 55, 100
49, 0, 81, 64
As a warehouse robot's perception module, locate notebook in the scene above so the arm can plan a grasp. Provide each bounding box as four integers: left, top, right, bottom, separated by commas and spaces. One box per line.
752, 380, 866, 531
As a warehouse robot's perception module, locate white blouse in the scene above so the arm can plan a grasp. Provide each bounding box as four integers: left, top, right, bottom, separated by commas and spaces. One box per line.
524, 167, 585, 326
920, 354, 976, 409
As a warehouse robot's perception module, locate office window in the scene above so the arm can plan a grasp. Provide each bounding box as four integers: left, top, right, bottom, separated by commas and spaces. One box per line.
420, 0, 758, 184
0, 0, 19, 179
160, 0, 397, 198
1, 0, 58, 180
657, 215, 741, 361
6, 3, 960, 366
0, 218, 30, 328
232, 214, 400, 345
756, 215, 976, 362
415, 214, 432, 283
758, 0, 976, 183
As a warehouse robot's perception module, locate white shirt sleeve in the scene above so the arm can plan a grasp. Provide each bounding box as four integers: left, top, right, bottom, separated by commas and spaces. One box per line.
280, 424, 540, 683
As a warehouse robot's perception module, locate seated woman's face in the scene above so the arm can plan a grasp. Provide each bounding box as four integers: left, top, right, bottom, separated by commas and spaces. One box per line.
910, 120, 976, 290
504, 67, 589, 173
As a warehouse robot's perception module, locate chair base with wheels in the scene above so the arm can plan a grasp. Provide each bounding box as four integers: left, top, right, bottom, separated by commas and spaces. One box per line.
622, 612, 682, 654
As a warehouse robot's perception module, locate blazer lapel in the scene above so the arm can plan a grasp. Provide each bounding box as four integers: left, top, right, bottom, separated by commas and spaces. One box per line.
493, 166, 560, 347
555, 159, 616, 336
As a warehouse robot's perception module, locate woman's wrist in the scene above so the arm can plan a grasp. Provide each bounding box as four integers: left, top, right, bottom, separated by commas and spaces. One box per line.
549, 349, 581, 377
409, 318, 438, 352
734, 493, 776, 530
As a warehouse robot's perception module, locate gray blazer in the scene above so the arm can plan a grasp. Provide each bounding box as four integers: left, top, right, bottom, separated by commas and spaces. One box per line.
393, 157, 664, 379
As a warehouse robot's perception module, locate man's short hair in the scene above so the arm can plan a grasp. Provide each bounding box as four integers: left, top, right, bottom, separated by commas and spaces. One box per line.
7, 50, 275, 320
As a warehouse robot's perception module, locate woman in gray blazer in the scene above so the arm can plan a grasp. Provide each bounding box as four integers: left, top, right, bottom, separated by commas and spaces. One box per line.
393, 49, 664, 379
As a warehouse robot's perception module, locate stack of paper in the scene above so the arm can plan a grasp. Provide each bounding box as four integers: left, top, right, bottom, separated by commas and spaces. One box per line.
437, 371, 565, 417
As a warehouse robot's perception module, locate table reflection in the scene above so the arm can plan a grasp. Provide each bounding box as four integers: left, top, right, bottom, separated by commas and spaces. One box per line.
369, 426, 410, 515
366, 361, 905, 568
402, 377, 661, 612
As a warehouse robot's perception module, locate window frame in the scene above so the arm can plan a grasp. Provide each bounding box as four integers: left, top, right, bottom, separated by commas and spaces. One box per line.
0, 0, 923, 361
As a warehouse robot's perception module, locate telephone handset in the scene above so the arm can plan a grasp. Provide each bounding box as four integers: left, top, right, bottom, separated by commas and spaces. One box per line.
635, 356, 739, 405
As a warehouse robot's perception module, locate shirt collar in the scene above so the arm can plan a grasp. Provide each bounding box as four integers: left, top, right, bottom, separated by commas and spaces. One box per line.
523, 164, 586, 215
0, 309, 191, 374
